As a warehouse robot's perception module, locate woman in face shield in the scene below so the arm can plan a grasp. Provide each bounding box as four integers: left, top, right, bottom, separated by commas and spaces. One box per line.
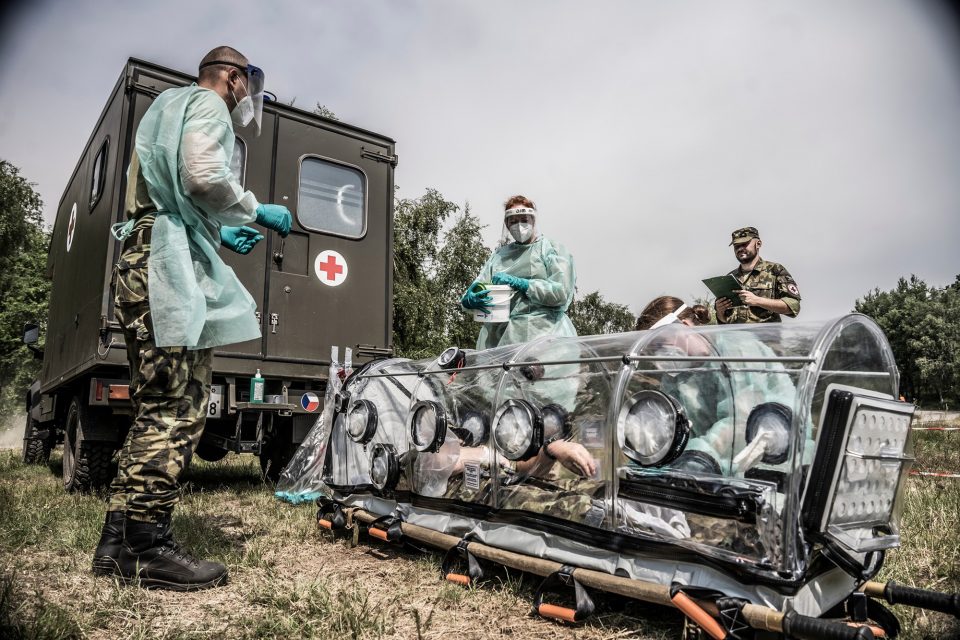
460, 195, 578, 350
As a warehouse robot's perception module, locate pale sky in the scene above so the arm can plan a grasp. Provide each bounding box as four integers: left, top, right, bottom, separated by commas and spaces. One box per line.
1, 0, 958, 320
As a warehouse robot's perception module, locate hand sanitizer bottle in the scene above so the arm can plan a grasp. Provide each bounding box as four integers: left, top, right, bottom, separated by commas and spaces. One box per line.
250, 368, 265, 404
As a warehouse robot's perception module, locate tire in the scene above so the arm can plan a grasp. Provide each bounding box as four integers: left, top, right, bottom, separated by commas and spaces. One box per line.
22, 413, 53, 465
63, 396, 116, 493
259, 437, 295, 484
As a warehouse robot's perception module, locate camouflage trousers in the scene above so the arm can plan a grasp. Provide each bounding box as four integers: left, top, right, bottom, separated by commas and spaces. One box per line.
441, 472, 606, 527
106, 228, 213, 523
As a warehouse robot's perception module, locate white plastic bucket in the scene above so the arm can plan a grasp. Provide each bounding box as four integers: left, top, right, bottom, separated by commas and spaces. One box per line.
473, 284, 513, 323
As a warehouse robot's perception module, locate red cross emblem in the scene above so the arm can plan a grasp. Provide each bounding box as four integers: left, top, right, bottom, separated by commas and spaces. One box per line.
314, 250, 348, 287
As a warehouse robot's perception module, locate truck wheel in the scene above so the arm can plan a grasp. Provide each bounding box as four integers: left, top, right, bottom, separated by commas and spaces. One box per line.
22, 414, 53, 465
259, 438, 296, 484
63, 397, 116, 493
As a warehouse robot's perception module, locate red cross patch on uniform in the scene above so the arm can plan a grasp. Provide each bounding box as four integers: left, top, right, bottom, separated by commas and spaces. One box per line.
787, 283, 800, 297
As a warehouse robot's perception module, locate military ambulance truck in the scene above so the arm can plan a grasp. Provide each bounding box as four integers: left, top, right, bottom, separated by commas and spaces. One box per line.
20, 58, 395, 489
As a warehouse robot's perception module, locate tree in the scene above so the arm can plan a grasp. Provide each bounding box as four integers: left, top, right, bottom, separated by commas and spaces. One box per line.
0, 160, 50, 412
392, 189, 488, 358
568, 291, 635, 336
434, 204, 488, 350
855, 275, 960, 407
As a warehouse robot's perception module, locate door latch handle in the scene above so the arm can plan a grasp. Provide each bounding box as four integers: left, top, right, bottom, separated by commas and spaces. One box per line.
270, 313, 279, 334
273, 238, 285, 268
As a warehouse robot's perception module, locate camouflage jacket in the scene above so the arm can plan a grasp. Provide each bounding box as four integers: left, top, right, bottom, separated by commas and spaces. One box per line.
721, 258, 801, 324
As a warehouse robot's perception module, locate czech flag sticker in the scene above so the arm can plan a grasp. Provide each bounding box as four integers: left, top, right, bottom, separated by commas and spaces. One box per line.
301, 392, 321, 412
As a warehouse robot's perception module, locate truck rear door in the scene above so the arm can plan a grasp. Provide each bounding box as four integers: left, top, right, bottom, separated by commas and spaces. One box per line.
265, 116, 393, 364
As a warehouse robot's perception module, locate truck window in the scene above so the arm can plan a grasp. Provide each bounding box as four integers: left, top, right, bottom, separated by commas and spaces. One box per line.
297, 156, 366, 238
231, 136, 246, 186
89, 139, 108, 211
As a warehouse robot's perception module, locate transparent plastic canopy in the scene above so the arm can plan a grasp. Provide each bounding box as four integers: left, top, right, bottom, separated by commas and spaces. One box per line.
302, 314, 900, 581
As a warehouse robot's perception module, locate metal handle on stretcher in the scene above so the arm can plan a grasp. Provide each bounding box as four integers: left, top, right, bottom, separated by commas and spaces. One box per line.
863, 580, 960, 618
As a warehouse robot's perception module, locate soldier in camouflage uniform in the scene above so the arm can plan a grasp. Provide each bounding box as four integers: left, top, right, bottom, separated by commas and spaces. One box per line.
715, 227, 801, 324
107, 223, 213, 521
91, 47, 292, 591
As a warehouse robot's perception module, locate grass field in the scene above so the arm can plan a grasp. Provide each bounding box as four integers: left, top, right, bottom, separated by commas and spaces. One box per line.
0, 422, 957, 639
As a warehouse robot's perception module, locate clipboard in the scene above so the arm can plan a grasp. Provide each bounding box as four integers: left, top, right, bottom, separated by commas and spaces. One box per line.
702, 274, 745, 306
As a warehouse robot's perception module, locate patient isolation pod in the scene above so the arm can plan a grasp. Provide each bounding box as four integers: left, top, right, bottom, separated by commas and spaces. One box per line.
287, 315, 942, 629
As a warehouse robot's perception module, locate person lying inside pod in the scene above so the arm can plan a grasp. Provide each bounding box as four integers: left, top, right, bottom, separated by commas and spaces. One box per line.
412, 420, 604, 526
634, 297, 721, 442
618, 296, 820, 558
634, 295, 812, 480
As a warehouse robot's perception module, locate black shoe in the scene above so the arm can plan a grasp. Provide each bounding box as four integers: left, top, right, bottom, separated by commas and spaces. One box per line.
116, 518, 228, 591
92, 511, 125, 576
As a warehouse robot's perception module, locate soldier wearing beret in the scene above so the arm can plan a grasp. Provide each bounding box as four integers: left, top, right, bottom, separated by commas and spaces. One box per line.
715, 227, 801, 324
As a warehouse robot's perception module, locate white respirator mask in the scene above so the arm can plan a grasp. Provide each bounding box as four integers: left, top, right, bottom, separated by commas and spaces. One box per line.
509, 222, 534, 243
504, 206, 537, 244
199, 60, 266, 136
231, 80, 255, 128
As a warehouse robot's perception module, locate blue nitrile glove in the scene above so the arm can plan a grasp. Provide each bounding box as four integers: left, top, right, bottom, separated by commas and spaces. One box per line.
492, 272, 529, 293
461, 281, 493, 312
220, 225, 264, 255
255, 203, 293, 237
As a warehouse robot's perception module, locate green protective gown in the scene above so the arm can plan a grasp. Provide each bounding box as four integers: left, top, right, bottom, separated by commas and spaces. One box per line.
471, 236, 578, 350
113, 85, 261, 349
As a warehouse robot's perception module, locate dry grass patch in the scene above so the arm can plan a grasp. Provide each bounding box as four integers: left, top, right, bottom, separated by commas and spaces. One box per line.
0, 450, 678, 639
0, 425, 958, 639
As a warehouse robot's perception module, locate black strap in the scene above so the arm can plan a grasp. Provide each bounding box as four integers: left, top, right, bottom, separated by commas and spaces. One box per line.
369, 515, 404, 543
440, 538, 484, 584
845, 592, 900, 638
316, 499, 348, 531
716, 596, 754, 639
532, 565, 595, 623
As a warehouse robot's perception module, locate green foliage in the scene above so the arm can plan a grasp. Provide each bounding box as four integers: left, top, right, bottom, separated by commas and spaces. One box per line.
313, 103, 338, 120
568, 291, 636, 335
435, 204, 489, 350
855, 275, 960, 407
0, 161, 50, 413
392, 189, 488, 357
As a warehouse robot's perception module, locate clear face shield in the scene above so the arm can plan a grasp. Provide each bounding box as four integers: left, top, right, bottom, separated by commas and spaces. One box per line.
500, 207, 537, 245
199, 60, 266, 137
241, 64, 265, 136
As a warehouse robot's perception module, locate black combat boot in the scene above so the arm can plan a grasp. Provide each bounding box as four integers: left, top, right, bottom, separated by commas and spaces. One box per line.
92, 511, 125, 576
116, 518, 228, 591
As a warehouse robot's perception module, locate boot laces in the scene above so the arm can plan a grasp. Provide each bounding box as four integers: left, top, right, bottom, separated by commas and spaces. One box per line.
158, 537, 200, 567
